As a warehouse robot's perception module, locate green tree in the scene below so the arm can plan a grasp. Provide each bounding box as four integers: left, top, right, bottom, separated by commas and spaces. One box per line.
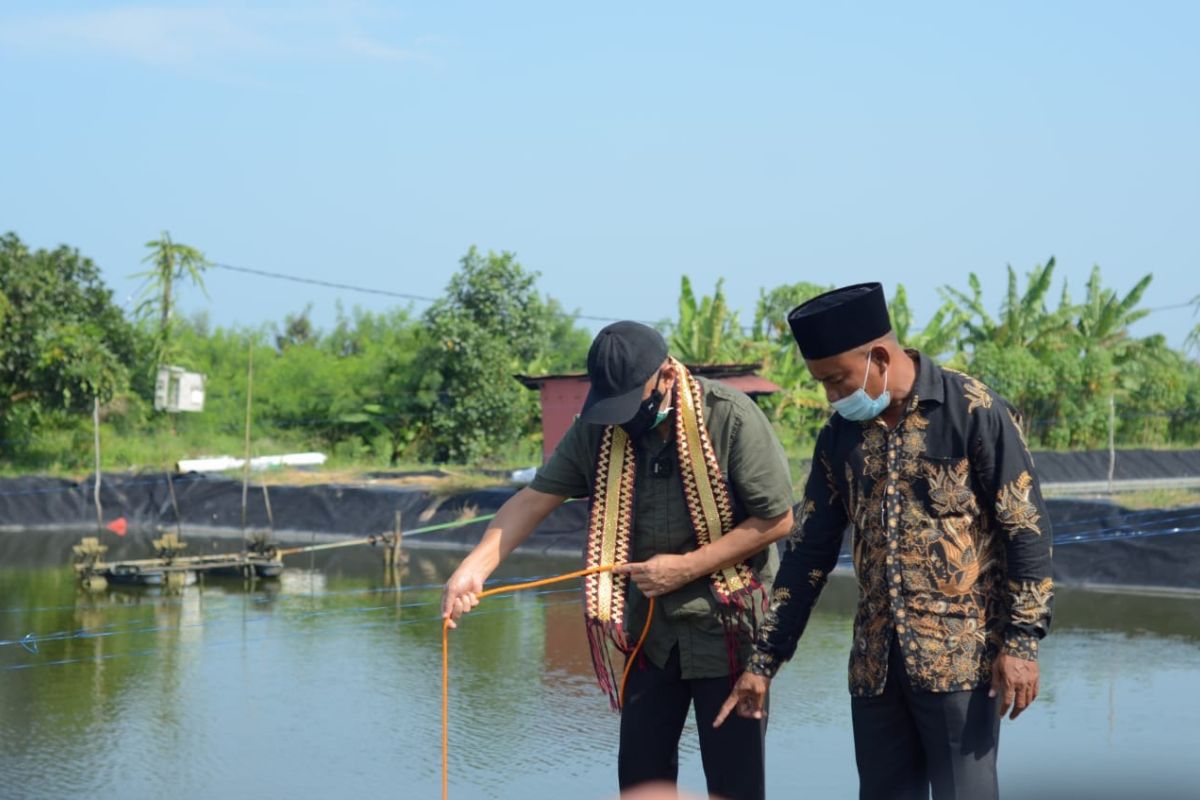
741, 281, 834, 456
0, 233, 138, 462
940, 260, 1183, 449
274, 305, 317, 351
417, 247, 580, 464
323, 306, 429, 464
751, 281, 832, 344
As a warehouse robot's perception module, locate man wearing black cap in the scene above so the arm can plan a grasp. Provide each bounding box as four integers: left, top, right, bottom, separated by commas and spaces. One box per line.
715, 283, 1053, 799
442, 321, 794, 800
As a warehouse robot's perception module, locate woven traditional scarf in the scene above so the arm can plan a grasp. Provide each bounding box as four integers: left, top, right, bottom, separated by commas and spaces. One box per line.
584, 358, 762, 709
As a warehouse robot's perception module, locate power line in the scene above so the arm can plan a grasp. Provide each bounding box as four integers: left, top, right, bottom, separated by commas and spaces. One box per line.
209, 262, 439, 304
208, 261, 661, 328
210, 260, 1197, 322
1145, 299, 1200, 313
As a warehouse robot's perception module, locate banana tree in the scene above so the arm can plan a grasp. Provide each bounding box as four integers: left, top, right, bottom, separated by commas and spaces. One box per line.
670, 276, 746, 364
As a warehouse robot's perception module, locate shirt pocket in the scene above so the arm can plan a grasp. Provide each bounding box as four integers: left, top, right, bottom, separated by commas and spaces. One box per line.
916, 454, 979, 518
912, 454, 988, 602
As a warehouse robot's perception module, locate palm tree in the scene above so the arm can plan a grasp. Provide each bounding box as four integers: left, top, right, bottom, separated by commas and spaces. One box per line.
133, 232, 209, 363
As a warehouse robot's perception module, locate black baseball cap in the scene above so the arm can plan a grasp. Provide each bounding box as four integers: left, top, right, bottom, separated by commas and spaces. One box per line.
580, 321, 669, 425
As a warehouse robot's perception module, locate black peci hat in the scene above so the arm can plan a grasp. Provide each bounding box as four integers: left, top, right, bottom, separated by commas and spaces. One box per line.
580, 321, 669, 424
787, 282, 892, 360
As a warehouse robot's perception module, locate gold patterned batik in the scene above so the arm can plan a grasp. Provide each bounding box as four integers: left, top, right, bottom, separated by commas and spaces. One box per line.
787, 500, 816, 552
996, 471, 1042, 537
964, 378, 993, 413
749, 353, 1054, 696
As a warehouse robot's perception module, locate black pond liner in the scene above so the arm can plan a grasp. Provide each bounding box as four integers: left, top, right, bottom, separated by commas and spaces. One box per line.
0, 472, 1197, 589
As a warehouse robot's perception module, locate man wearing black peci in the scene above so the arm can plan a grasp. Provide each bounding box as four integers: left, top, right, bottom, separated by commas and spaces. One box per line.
717, 282, 1053, 799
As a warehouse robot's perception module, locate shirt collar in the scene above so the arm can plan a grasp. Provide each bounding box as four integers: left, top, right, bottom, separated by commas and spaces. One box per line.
906, 348, 944, 407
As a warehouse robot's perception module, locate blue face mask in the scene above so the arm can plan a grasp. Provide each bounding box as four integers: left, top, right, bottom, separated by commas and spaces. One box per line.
831, 351, 890, 422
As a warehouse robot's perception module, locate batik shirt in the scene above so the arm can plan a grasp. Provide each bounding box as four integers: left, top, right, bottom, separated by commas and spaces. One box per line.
749, 351, 1053, 696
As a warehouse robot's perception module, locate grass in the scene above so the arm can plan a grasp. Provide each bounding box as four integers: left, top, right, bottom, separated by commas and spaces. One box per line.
0, 420, 532, 495
1108, 488, 1200, 510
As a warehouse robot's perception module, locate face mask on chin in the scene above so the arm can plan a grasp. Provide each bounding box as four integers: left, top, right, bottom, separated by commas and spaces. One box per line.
831, 350, 891, 422
621, 373, 672, 439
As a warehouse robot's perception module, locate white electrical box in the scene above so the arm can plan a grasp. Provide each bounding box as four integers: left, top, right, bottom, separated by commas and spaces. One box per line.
155, 366, 206, 413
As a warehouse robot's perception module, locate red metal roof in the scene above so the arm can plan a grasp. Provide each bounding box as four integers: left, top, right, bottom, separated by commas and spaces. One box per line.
712, 373, 782, 395
514, 364, 782, 462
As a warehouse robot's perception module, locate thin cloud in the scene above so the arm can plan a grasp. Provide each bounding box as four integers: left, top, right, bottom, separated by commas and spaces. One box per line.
0, 4, 433, 69
337, 31, 424, 64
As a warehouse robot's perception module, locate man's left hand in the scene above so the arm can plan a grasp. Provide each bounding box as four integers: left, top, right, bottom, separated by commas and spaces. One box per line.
989, 654, 1040, 720
614, 555, 695, 598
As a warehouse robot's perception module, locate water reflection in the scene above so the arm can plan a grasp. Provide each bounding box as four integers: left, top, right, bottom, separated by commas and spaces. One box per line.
1, 531, 1198, 799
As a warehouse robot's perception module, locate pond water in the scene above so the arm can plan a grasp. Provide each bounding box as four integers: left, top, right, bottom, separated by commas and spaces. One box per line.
1, 531, 1198, 799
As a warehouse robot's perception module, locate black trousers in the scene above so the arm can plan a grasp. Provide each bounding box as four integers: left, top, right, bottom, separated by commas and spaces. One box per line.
851, 641, 1001, 800
618, 646, 767, 800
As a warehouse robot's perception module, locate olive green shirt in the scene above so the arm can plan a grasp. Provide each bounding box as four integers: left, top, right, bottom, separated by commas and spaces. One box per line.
530, 376, 794, 679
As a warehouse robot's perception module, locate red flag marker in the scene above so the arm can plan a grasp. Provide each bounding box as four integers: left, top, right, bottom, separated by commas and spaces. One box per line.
105, 517, 128, 537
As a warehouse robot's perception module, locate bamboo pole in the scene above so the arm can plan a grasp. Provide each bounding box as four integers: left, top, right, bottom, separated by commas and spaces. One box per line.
392, 510, 403, 567
93, 396, 103, 535
166, 469, 182, 537
261, 482, 275, 534
1108, 394, 1116, 495
241, 343, 254, 540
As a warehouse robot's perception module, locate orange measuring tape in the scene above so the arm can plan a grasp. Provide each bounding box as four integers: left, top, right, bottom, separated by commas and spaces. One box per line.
440, 564, 655, 800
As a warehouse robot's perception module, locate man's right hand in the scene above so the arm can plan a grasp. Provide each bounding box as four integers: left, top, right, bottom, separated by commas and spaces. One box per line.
713, 670, 771, 727
441, 570, 485, 629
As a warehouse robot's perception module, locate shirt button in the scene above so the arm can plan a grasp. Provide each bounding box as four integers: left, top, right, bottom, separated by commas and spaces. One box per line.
893, 574, 901, 584
890, 471, 899, 480
896, 608, 906, 618
896, 624, 906, 634
887, 486, 895, 495
889, 588, 899, 597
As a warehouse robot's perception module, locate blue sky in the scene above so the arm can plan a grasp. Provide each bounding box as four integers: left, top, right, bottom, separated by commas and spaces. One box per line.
2, 1, 1197, 347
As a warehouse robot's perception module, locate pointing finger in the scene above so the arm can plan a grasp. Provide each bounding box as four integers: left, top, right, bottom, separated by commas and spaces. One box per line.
713, 693, 739, 728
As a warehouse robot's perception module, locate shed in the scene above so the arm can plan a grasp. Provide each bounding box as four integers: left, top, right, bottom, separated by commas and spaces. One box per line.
515, 363, 782, 463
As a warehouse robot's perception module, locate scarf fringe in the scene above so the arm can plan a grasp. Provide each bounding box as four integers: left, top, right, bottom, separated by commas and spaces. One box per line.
586, 619, 627, 711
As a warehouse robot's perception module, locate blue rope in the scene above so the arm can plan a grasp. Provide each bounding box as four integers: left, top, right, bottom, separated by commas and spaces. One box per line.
1, 596, 583, 672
